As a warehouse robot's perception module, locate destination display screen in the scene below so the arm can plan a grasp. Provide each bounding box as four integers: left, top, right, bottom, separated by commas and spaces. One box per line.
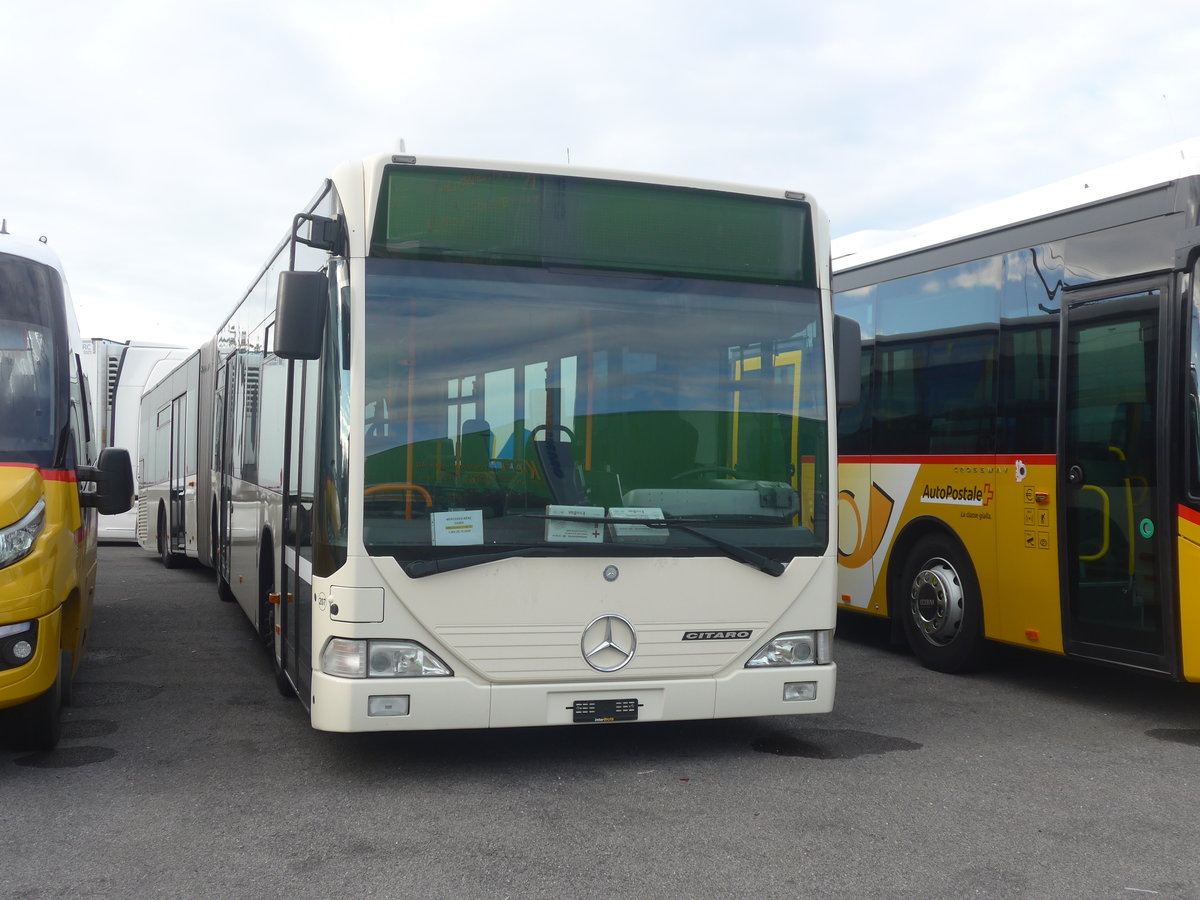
370, 165, 815, 287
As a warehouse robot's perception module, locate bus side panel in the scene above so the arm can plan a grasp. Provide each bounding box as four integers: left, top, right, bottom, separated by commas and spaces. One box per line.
991, 455, 1065, 653
1178, 506, 1200, 682
892, 461, 998, 634
836, 458, 915, 616
840, 458, 1047, 650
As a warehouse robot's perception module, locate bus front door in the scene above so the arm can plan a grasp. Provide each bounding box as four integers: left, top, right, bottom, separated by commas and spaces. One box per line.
278, 357, 317, 703
1061, 282, 1171, 673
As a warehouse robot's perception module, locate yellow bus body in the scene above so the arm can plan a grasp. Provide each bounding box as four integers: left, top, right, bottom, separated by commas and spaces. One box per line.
0, 464, 96, 712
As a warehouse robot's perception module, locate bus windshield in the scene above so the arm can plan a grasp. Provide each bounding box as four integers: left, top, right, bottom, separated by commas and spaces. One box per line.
0, 253, 64, 466
362, 259, 829, 566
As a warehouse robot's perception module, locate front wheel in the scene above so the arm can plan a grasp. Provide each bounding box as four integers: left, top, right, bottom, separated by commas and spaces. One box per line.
896, 534, 987, 673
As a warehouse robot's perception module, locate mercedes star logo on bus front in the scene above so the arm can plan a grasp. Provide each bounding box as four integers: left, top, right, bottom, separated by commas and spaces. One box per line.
581, 614, 637, 672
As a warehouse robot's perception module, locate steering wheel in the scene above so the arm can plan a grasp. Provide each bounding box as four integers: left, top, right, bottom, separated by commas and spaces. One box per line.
528, 423, 577, 442
671, 465, 739, 481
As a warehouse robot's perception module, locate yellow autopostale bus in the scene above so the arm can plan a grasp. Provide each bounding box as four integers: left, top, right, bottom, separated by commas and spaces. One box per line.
0, 225, 133, 750
834, 140, 1200, 681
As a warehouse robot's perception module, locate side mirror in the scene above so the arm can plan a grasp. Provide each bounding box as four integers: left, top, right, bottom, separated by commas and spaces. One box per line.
275, 270, 329, 360
834, 314, 862, 408
80, 447, 135, 516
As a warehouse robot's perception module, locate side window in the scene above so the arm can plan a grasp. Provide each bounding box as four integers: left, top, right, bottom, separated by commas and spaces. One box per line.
999, 323, 1058, 454
925, 331, 997, 453
257, 326, 287, 492
874, 331, 999, 455
240, 332, 264, 485
75, 354, 93, 448
834, 288, 873, 455
67, 353, 91, 467
212, 385, 225, 473
875, 343, 923, 453
154, 405, 171, 484
872, 259, 1001, 455
229, 354, 245, 480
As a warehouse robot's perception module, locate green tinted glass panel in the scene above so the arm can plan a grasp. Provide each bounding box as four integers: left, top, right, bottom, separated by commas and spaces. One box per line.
370, 166, 814, 287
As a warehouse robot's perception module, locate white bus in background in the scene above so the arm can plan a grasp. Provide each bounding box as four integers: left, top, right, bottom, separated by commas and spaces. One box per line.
81, 338, 188, 541
137, 350, 204, 567
137, 151, 860, 734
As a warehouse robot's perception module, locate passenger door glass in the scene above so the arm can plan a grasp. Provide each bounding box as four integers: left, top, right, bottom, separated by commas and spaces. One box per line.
1062, 287, 1166, 664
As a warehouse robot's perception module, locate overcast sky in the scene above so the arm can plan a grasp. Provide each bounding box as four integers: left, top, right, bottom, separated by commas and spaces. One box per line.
3, 0, 1198, 348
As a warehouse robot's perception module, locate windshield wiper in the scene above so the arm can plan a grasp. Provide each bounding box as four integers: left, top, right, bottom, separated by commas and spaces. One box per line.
404, 546, 572, 578
525, 514, 787, 577
404, 516, 789, 579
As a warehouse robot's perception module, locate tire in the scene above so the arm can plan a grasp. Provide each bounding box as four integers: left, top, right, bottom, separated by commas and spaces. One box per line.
158, 507, 179, 569
13, 674, 63, 751
59, 650, 74, 707
895, 533, 987, 673
258, 541, 275, 646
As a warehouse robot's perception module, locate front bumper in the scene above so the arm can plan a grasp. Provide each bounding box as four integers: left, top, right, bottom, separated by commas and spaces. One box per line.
0, 605, 60, 711
309, 662, 835, 732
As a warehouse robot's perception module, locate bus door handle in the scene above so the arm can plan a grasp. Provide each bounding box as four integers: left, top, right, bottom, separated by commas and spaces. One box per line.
1067, 465, 1085, 485
1078, 484, 1111, 562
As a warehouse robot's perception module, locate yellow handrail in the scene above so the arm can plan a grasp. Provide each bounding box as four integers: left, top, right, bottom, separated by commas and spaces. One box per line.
1079, 484, 1110, 562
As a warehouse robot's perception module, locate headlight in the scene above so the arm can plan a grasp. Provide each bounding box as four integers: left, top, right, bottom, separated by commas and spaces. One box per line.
0, 498, 45, 569
368, 641, 452, 677
321, 638, 452, 678
745, 631, 832, 667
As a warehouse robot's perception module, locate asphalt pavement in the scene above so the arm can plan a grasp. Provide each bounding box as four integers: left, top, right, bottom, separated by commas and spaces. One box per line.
2, 545, 1199, 899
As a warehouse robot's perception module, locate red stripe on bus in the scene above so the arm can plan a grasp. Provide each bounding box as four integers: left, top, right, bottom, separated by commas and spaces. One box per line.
838, 454, 1056, 466
1180, 505, 1200, 527
0, 463, 77, 482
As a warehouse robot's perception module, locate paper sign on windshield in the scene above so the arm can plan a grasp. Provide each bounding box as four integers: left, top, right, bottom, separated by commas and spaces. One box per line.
609, 507, 668, 543
545, 505, 605, 543
432, 509, 483, 545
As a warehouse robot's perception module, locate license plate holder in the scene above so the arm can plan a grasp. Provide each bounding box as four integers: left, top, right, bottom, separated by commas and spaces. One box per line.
572, 698, 639, 723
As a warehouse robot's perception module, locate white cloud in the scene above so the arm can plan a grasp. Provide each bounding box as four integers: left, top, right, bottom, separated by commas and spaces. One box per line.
2, 0, 1198, 344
